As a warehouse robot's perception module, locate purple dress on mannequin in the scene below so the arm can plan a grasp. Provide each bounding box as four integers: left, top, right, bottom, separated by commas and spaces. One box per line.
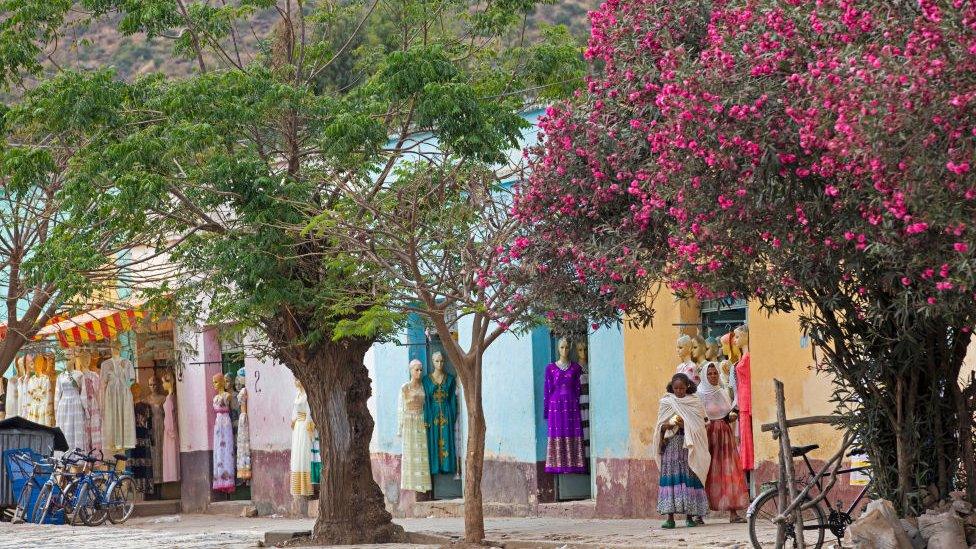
544, 362, 587, 473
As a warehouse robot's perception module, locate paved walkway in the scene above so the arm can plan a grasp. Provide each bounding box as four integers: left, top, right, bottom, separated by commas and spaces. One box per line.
0, 514, 778, 548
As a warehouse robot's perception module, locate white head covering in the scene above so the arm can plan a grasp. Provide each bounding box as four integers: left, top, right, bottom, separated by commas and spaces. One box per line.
698, 362, 733, 420
651, 392, 711, 482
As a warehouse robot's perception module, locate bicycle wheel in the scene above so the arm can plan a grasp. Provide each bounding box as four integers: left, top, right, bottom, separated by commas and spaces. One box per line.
106, 476, 136, 524
80, 477, 110, 526
69, 482, 91, 526
12, 479, 35, 524
62, 478, 83, 524
31, 483, 53, 525
748, 487, 826, 549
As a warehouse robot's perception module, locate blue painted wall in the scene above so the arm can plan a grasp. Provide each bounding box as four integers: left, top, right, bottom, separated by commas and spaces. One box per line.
373, 338, 411, 454
588, 323, 630, 460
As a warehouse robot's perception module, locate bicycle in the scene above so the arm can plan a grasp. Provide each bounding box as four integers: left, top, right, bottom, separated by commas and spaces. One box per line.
72, 450, 137, 526
747, 443, 873, 548
32, 449, 89, 525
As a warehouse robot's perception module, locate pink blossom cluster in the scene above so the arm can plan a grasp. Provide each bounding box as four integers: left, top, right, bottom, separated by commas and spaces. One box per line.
514, 0, 976, 322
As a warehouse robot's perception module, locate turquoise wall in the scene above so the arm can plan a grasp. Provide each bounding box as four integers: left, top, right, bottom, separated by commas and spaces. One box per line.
588, 323, 629, 459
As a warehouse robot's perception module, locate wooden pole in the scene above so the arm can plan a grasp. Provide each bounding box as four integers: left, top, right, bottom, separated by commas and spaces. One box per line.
775, 379, 805, 549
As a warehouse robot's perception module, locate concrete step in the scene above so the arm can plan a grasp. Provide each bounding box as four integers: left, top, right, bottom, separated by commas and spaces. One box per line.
207, 499, 254, 516
131, 499, 181, 518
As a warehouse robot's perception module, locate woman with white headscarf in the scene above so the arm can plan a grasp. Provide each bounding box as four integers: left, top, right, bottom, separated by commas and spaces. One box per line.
651, 373, 710, 529
699, 363, 749, 522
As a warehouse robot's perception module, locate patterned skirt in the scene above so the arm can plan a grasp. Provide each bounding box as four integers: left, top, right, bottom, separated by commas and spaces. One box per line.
706, 420, 750, 511
236, 412, 251, 481
657, 434, 710, 516
212, 409, 236, 493
400, 410, 431, 492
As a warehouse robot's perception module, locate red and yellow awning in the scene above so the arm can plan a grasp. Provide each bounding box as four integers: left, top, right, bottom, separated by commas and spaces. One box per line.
35, 308, 145, 348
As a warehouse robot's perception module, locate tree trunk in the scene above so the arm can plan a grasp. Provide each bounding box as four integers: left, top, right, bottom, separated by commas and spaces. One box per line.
283, 337, 405, 544
461, 355, 487, 543
894, 376, 911, 513
951, 379, 976, 503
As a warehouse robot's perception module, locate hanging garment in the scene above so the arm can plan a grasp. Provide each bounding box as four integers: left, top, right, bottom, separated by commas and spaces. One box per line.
5, 375, 19, 419
131, 402, 155, 494
290, 391, 314, 496
212, 393, 236, 493
310, 431, 321, 485
422, 372, 457, 475
55, 371, 87, 452
543, 362, 587, 473
397, 382, 431, 492
27, 375, 52, 426
17, 376, 30, 418
150, 397, 165, 484
101, 358, 136, 450
236, 387, 251, 481
162, 393, 180, 482
735, 352, 754, 471
82, 371, 103, 451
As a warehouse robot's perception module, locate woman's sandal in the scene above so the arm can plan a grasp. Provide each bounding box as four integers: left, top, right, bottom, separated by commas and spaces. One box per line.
685, 518, 698, 527
695, 516, 705, 525
661, 519, 676, 529
730, 516, 747, 524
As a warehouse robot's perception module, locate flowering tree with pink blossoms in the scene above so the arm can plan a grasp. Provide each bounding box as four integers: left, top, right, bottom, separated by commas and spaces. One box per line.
514, 0, 976, 511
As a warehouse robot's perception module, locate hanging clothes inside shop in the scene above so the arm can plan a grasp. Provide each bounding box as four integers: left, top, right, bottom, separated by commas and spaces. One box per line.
131, 399, 155, 494
55, 369, 87, 452
101, 354, 136, 451
82, 366, 103, 452
162, 374, 180, 482
148, 377, 166, 486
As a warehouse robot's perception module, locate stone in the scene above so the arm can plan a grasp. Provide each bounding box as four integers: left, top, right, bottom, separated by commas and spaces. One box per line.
241, 505, 258, 518
900, 518, 925, 549
953, 499, 974, 517
950, 491, 967, 501
264, 529, 311, 546
919, 509, 967, 549
847, 500, 912, 549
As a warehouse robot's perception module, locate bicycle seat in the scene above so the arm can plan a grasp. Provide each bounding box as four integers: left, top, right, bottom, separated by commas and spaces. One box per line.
790, 444, 819, 457
848, 447, 865, 456
113, 454, 127, 462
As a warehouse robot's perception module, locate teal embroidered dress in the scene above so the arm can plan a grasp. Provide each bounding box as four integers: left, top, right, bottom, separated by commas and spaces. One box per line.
422, 372, 457, 474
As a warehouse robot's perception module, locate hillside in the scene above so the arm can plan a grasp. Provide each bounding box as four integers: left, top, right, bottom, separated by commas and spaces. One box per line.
54, 1, 597, 82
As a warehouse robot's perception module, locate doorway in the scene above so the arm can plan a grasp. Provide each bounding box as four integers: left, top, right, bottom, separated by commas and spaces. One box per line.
547, 331, 592, 501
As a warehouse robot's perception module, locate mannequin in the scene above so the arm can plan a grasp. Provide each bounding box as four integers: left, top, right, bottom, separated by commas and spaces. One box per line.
422, 352, 457, 475
131, 383, 155, 494
575, 339, 592, 471
55, 352, 87, 451
78, 350, 102, 451
543, 338, 587, 474
212, 373, 235, 493
44, 355, 56, 426
147, 375, 166, 485
720, 332, 741, 381
161, 372, 180, 482
235, 368, 251, 482
290, 379, 314, 496
398, 360, 431, 491
101, 341, 136, 451
705, 337, 721, 363
675, 335, 700, 385
733, 324, 754, 475
26, 355, 51, 425
6, 356, 23, 419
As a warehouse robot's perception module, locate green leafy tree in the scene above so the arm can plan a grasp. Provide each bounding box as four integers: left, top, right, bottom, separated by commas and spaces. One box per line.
53, 0, 580, 543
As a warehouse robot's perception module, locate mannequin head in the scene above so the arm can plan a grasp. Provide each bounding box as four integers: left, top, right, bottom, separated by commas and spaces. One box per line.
734, 324, 750, 352
409, 359, 423, 383
32, 355, 45, 375
235, 368, 246, 391
15, 356, 26, 376
676, 335, 693, 361
575, 340, 588, 366
704, 337, 720, 362
212, 372, 227, 393
720, 332, 741, 363
431, 352, 445, 373
110, 340, 122, 360
556, 337, 571, 362
691, 335, 707, 363
161, 371, 175, 395
294, 378, 305, 393
147, 375, 161, 396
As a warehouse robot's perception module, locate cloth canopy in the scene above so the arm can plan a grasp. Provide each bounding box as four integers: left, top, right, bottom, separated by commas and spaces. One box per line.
35, 308, 144, 348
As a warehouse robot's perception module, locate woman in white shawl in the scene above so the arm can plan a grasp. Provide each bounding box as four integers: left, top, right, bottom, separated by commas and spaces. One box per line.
651, 373, 710, 529
699, 363, 750, 522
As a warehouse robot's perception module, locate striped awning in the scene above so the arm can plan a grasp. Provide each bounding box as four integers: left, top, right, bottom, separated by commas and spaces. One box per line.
35, 308, 145, 348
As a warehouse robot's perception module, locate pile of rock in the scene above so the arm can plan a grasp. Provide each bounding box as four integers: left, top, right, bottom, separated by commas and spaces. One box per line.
847, 492, 976, 548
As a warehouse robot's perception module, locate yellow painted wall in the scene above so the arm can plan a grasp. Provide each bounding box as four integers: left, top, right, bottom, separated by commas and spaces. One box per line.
622, 290, 842, 463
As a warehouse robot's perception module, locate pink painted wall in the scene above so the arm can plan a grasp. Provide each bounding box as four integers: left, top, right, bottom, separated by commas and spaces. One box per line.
174, 325, 223, 452
245, 353, 296, 451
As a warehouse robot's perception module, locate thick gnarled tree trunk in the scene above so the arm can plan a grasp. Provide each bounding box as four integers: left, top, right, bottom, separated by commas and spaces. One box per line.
280, 336, 405, 544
